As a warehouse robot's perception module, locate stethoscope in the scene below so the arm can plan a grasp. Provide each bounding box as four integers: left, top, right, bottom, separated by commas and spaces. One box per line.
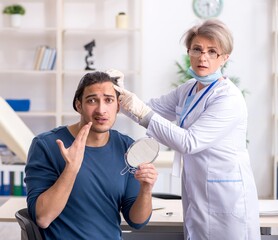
179, 79, 218, 127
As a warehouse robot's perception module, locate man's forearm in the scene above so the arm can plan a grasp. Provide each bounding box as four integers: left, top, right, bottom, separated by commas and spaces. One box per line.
35, 165, 78, 228
129, 189, 152, 224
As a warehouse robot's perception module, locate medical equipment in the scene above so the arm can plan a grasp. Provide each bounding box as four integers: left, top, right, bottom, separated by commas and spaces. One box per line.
0, 97, 34, 162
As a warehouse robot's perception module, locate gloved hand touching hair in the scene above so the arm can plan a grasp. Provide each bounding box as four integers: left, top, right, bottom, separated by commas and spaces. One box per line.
105, 69, 125, 88
114, 85, 152, 122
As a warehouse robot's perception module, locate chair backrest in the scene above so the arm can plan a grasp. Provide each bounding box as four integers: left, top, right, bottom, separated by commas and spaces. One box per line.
15, 208, 43, 240
152, 193, 182, 199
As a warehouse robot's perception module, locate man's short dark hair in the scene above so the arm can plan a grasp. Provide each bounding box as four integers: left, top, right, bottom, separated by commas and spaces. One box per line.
73, 71, 119, 111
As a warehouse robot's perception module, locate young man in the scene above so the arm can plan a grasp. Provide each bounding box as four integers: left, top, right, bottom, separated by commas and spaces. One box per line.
25, 71, 158, 240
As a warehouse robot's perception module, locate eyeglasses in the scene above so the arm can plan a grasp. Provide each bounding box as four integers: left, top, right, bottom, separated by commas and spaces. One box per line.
187, 48, 222, 59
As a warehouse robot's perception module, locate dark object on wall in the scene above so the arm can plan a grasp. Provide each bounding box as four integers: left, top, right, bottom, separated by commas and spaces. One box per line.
84, 40, 96, 71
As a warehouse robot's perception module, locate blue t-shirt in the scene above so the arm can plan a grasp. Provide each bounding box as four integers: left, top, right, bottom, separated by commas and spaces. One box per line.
25, 126, 148, 240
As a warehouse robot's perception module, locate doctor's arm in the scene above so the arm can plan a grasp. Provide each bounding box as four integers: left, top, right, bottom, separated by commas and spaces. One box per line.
129, 163, 158, 223
146, 94, 243, 154
114, 85, 242, 154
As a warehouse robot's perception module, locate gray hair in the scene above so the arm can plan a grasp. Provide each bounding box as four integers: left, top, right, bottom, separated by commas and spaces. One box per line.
183, 19, 233, 54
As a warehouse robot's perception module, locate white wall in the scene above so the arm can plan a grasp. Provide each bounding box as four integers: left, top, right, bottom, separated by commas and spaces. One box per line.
1, 0, 272, 198
140, 0, 273, 198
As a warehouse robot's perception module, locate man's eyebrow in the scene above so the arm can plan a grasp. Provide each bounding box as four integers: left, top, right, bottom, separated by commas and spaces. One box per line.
104, 94, 116, 98
85, 94, 116, 99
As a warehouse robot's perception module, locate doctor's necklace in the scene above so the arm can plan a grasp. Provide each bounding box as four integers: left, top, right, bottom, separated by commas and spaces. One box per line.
179, 79, 218, 127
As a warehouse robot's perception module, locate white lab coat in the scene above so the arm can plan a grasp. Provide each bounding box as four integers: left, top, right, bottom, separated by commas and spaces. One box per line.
146, 78, 261, 240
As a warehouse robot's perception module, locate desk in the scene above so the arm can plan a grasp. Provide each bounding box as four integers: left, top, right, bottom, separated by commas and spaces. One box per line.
0, 197, 184, 225
121, 198, 184, 240
0, 197, 26, 222
1, 197, 278, 236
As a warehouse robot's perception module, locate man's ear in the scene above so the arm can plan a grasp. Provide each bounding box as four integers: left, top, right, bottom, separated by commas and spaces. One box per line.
75, 100, 82, 113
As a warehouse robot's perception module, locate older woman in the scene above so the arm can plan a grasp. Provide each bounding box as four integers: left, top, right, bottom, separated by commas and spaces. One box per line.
114, 19, 260, 240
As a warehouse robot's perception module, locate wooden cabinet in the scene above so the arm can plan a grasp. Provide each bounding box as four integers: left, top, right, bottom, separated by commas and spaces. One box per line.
0, 0, 142, 138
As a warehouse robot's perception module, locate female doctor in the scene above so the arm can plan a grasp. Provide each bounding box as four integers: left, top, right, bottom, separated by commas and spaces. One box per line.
113, 19, 260, 240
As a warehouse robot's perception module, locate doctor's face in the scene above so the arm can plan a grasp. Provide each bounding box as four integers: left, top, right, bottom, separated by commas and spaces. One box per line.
189, 35, 229, 77
75, 82, 119, 134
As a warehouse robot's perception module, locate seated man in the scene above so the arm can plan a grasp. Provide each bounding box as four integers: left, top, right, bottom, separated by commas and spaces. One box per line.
25, 71, 158, 240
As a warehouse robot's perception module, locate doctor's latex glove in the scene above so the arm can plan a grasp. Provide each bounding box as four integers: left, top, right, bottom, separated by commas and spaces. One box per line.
106, 69, 125, 88
114, 85, 152, 121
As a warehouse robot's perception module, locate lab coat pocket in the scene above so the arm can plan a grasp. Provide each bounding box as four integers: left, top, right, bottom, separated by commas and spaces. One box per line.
207, 171, 246, 239
207, 170, 245, 219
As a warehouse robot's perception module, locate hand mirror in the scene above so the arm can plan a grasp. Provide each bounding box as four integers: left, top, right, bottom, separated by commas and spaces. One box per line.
120, 137, 160, 175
